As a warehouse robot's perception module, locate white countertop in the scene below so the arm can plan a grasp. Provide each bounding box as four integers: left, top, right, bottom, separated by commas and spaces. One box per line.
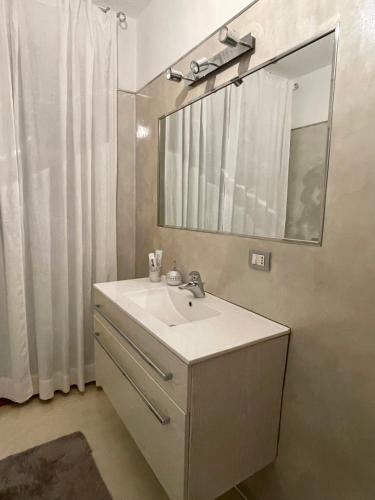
94, 278, 290, 365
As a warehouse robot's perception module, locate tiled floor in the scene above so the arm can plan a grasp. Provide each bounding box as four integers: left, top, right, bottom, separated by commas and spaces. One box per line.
0, 384, 243, 500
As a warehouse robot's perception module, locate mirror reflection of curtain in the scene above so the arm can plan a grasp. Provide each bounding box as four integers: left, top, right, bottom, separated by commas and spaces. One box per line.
164, 88, 229, 231
221, 69, 293, 237
164, 68, 293, 237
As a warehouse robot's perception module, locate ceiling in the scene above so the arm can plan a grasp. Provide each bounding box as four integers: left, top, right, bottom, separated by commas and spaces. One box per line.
93, 0, 152, 18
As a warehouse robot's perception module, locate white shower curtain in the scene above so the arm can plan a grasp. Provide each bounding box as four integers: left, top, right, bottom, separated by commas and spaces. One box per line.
0, 0, 117, 403
164, 68, 292, 237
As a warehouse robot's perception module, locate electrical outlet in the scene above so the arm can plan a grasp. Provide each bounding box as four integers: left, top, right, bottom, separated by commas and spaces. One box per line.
249, 250, 271, 271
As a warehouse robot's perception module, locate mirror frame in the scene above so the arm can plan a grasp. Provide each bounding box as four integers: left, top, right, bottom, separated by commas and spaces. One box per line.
157, 27, 339, 246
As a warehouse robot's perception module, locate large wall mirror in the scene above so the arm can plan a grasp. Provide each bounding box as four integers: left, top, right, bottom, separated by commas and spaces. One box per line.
158, 31, 337, 244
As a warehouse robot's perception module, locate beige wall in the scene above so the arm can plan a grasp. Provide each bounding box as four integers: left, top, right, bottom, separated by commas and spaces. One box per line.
117, 91, 136, 280
131, 1, 375, 498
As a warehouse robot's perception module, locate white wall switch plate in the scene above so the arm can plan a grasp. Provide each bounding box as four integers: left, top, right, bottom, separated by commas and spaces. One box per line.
249, 250, 271, 271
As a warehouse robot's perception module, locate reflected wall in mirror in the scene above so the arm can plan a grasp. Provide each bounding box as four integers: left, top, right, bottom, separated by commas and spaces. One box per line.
158, 31, 336, 244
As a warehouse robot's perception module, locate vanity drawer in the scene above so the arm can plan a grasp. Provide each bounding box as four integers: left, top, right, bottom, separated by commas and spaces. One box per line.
94, 288, 189, 411
95, 328, 187, 500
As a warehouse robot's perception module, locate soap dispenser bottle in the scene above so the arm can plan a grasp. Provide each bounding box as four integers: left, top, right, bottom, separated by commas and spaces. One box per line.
166, 261, 183, 286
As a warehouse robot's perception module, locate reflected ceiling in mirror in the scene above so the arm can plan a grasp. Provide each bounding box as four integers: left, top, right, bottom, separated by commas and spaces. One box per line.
158, 31, 337, 244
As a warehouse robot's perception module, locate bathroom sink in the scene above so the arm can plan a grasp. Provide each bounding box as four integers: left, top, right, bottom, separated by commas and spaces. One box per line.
126, 287, 220, 327
95, 278, 290, 364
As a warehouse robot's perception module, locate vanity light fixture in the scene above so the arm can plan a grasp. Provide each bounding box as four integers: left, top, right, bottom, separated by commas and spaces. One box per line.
166, 67, 183, 82
190, 57, 219, 75
233, 78, 244, 87
165, 67, 195, 83
219, 26, 252, 48
171, 29, 255, 86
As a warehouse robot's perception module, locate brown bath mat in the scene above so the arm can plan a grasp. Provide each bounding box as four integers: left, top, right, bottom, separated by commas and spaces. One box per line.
0, 432, 112, 500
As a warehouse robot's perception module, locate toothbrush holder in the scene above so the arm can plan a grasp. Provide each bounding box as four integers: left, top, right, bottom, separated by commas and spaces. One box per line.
149, 267, 161, 282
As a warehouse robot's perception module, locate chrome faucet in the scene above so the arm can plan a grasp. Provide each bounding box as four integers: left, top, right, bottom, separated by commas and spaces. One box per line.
179, 271, 205, 298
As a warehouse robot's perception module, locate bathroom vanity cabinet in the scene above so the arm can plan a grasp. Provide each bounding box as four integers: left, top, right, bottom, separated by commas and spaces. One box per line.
93, 279, 289, 500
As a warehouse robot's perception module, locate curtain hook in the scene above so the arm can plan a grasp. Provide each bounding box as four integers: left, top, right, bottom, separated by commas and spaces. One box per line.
99, 6, 110, 14
117, 11, 127, 30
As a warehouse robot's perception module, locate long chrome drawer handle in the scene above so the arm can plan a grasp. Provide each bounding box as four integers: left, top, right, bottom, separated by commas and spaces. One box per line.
94, 332, 170, 426
94, 305, 173, 382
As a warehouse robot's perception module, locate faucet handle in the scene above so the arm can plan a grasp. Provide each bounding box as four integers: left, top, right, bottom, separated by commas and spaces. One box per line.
188, 271, 201, 283
180, 271, 205, 297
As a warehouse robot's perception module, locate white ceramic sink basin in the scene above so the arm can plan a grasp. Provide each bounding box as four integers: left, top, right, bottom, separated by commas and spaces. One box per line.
126, 287, 220, 327
94, 278, 290, 364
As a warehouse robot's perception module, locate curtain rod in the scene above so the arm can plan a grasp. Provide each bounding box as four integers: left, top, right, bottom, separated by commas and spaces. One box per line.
98, 5, 127, 28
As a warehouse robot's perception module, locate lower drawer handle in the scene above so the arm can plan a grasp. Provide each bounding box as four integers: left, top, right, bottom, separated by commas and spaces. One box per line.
94, 332, 170, 426
94, 305, 173, 382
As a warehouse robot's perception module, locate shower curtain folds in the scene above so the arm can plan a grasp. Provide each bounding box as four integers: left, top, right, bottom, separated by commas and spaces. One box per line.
0, 0, 117, 403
